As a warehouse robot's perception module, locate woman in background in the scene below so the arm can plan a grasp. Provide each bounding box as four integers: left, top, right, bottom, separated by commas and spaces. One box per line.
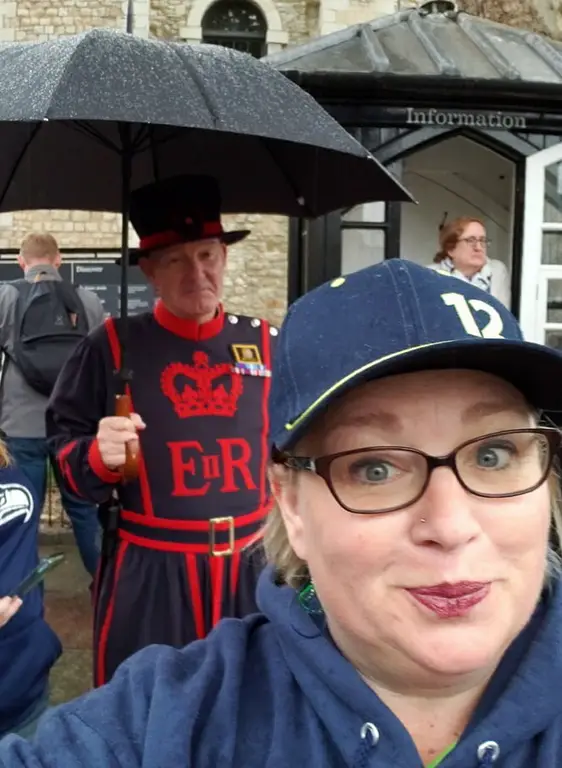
429, 217, 511, 308
0, 440, 61, 740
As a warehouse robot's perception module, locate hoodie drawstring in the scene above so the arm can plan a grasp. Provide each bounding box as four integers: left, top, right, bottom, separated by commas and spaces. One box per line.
350, 725, 499, 767
476, 740, 500, 766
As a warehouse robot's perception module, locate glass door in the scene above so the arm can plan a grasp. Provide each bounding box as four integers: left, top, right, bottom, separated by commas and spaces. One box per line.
521, 142, 562, 344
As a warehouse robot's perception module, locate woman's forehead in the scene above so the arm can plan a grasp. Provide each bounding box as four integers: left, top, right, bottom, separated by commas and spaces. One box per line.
317, 369, 530, 431
462, 221, 485, 236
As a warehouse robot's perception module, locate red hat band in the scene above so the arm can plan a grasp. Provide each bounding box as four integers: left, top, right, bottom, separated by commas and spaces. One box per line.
139, 220, 223, 251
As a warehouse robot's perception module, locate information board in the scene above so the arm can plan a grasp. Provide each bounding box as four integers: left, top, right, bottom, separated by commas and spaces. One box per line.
0, 260, 155, 319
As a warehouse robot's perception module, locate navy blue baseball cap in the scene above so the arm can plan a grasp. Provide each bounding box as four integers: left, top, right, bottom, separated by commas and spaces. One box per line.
269, 259, 562, 451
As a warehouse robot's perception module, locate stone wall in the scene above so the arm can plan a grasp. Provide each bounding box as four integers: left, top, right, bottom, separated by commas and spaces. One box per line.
458, 0, 562, 37
0, 0, 291, 327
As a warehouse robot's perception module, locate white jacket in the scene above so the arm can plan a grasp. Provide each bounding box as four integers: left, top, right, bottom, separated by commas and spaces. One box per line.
427, 258, 511, 309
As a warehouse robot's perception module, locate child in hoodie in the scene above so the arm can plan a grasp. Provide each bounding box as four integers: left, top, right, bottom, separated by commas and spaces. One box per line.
1, 260, 562, 767
0, 439, 61, 740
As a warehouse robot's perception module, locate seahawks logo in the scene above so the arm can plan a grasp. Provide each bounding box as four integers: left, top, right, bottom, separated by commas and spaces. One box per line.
0, 484, 34, 527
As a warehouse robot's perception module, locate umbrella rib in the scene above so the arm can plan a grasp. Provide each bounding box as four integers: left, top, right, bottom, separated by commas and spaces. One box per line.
167, 43, 220, 127
260, 140, 315, 218
0, 122, 42, 209
68, 121, 121, 153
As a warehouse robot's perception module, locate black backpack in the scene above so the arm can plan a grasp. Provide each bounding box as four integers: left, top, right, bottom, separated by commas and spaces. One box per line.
5, 278, 89, 396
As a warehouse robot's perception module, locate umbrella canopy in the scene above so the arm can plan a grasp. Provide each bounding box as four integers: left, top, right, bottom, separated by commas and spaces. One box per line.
0, 28, 411, 217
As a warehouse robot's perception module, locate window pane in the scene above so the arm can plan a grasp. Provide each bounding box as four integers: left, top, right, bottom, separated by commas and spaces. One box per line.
202, 36, 265, 56
547, 280, 562, 323
342, 229, 385, 275
202, 0, 266, 34
342, 202, 385, 224
545, 329, 562, 351
544, 161, 562, 224
542, 232, 562, 265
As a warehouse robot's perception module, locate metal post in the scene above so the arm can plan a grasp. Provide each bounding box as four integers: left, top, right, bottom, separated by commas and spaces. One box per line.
126, 0, 134, 33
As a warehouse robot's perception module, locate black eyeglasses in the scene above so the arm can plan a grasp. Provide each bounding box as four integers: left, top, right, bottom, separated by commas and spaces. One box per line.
273, 428, 561, 515
458, 236, 490, 248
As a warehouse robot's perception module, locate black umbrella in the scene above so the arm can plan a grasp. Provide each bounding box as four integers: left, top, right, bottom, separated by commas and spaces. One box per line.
0, 26, 412, 477
0, 30, 410, 216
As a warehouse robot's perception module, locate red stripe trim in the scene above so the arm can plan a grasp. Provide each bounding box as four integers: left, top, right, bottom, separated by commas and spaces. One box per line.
120, 502, 271, 531
259, 321, 272, 507
139, 231, 184, 251
202, 221, 222, 237
185, 554, 205, 639
87, 438, 121, 484
211, 557, 224, 628
118, 528, 263, 554
57, 439, 81, 497
95, 540, 128, 687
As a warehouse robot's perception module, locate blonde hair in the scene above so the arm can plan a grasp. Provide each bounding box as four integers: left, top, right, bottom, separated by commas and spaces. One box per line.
19, 233, 60, 265
0, 440, 12, 470
264, 470, 562, 589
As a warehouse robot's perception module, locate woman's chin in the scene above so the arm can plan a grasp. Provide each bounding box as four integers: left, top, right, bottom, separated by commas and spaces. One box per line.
404, 624, 502, 678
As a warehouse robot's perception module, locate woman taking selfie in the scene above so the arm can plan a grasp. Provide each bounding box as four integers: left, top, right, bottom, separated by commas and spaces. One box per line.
1, 260, 562, 766
429, 216, 511, 308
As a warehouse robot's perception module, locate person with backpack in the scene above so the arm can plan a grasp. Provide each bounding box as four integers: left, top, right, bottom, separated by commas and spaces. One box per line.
0, 233, 104, 578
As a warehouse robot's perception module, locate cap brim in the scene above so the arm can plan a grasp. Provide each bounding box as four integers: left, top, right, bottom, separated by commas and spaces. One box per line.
278, 338, 562, 450
118, 230, 251, 266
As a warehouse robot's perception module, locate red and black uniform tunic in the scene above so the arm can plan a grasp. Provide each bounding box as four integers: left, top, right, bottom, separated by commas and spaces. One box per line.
46, 301, 276, 686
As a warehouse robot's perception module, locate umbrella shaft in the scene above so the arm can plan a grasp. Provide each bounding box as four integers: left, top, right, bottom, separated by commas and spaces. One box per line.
119, 124, 133, 388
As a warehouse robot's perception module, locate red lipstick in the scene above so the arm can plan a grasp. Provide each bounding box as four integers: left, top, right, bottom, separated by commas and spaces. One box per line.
405, 582, 491, 618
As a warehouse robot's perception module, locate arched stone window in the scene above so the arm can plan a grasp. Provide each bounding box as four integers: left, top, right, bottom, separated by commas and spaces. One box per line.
182, 0, 287, 56
202, 0, 267, 58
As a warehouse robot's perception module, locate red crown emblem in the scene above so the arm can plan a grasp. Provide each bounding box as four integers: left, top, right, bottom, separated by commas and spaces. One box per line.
160, 352, 243, 418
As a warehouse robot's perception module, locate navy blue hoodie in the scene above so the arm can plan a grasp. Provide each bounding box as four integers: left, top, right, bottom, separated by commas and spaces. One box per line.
0, 566, 561, 767
0, 465, 61, 734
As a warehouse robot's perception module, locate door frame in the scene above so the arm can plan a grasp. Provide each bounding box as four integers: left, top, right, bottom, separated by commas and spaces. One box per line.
520, 141, 562, 342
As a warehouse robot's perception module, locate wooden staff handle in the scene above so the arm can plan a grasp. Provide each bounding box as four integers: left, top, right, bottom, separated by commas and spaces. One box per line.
115, 393, 140, 482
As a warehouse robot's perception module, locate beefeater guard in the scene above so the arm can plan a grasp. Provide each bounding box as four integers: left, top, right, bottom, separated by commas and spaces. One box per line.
46, 175, 277, 685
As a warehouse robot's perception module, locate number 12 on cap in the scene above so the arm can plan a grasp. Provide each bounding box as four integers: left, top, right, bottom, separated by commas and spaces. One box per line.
441, 292, 504, 339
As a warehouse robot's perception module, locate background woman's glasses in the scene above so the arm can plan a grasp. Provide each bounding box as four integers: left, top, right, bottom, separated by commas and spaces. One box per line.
458, 236, 491, 248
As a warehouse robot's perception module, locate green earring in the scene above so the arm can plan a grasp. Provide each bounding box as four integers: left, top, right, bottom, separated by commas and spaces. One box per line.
298, 580, 323, 615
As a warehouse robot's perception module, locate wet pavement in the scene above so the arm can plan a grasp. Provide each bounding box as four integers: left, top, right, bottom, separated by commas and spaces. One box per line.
39, 539, 93, 705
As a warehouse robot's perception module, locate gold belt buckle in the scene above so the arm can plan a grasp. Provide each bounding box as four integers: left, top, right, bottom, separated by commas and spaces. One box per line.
209, 516, 235, 557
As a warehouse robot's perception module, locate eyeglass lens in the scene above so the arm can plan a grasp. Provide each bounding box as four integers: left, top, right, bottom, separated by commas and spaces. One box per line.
460, 237, 489, 246
327, 431, 551, 513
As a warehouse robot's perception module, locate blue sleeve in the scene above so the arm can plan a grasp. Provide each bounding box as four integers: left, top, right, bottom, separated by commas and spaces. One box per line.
0, 621, 256, 767
0, 642, 207, 768
0, 715, 122, 767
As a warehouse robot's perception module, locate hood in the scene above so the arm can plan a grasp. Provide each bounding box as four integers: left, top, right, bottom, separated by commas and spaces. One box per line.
256, 567, 562, 767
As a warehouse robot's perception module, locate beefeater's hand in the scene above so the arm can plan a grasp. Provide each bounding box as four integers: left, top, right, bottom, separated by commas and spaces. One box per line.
0, 596, 21, 628
96, 414, 146, 470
